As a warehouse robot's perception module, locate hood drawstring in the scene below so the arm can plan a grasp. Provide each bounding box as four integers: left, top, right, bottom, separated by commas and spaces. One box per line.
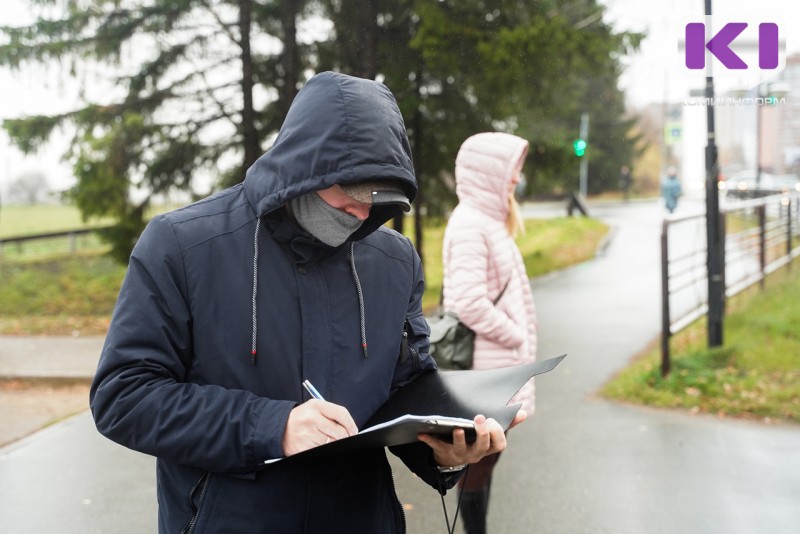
250, 218, 367, 364
251, 217, 261, 365
349, 242, 368, 358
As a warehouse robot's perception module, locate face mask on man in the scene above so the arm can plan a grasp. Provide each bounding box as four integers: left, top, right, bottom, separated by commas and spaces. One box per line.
289, 191, 364, 247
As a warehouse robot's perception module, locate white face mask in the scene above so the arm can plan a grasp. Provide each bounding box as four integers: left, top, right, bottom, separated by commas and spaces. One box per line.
289, 191, 365, 247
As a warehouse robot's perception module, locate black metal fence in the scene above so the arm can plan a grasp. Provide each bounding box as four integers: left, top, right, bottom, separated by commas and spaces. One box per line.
0, 227, 112, 261
660, 193, 800, 375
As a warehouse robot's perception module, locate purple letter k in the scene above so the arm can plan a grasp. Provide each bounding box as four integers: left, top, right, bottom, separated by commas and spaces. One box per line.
686, 22, 748, 70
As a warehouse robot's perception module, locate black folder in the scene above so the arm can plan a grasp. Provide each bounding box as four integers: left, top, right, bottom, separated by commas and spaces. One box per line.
263, 354, 566, 464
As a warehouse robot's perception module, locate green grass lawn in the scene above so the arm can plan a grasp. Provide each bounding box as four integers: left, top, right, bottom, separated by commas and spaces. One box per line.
601, 265, 800, 424
0, 253, 125, 335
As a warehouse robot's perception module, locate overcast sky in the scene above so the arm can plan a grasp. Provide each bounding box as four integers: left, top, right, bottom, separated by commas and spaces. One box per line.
1, 0, 798, 197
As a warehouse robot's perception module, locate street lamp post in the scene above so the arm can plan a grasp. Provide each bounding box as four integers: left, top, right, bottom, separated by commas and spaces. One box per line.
705, 0, 724, 348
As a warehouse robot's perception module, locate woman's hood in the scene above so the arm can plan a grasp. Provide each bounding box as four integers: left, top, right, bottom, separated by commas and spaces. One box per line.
454, 132, 529, 220
243, 71, 417, 237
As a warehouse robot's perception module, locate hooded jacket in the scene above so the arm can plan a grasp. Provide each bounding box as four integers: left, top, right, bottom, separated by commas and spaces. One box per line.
90, 72, 451, 534
442, 132, 538, 413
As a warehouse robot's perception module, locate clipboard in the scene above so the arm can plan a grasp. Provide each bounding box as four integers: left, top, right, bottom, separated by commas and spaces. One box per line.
359, 414, 478, 443
263, 354, 566, 464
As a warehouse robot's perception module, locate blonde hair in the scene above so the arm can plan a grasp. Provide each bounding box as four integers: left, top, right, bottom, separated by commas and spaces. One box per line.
506, 193, 525, 238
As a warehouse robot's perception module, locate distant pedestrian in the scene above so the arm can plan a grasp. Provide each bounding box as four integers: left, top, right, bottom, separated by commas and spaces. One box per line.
661, 166, 682, 214
442, 132, 538, 534
618, 165, 633, 201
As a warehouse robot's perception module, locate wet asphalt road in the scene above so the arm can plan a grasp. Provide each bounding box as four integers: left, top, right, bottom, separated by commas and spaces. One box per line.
2, 197, 799, 533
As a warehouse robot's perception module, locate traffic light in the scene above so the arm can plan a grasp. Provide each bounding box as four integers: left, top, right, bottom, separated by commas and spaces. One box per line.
573, 138, 587, 157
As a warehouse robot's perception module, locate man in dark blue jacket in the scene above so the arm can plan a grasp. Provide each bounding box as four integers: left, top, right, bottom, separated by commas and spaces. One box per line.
90, 71, 520, 533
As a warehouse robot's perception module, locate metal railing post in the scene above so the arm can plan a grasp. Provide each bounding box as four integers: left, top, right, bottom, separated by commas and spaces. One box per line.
720, 212, 727, 304
758, 205, 766, 289
787, 199, 793, 269
660, 219, 671, 377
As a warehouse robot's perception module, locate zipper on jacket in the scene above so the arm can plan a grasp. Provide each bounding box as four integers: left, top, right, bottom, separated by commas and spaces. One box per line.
401, 321, 419, 369
389, 463, 408, 533
409, 345, 419, 370
180, 471, 212, 534
400, 330, 409, 363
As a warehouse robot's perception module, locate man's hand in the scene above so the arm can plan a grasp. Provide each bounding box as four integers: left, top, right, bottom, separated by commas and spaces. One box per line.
417, 411, 527, 468
282, 400, 358, 457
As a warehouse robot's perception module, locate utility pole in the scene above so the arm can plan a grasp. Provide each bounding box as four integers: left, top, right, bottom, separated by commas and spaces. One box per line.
704, 0, 724, 347
579, 112, 589, 197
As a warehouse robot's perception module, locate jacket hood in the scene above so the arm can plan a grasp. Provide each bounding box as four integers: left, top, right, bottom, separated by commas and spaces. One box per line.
454, 132, 529, 220
243, 71, 417, 239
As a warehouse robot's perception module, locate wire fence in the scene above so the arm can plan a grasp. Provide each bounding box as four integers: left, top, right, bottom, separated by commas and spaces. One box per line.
660, 193, 800, 375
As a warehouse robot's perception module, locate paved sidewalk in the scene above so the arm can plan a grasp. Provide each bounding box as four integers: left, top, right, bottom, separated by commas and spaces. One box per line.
0, 335, 102, 448
0, 335, 102, 381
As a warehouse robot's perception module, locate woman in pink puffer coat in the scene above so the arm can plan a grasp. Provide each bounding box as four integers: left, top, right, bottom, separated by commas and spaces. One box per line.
442, 132, 537, 534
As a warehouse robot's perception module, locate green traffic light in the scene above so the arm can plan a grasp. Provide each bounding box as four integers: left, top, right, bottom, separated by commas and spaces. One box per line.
573, 138, 587, 157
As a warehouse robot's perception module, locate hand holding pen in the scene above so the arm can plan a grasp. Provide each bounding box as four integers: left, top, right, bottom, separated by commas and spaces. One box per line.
282, 380, 358, 457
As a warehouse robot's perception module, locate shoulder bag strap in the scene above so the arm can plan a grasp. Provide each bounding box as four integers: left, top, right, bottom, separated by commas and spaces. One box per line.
439, 277, 510, 309
492, 279, 511, 305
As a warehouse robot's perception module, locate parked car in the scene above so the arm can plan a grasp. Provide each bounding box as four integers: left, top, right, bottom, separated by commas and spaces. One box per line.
724, 171, 760, 198
766, 173, 800, 194
724, 172, 799, 198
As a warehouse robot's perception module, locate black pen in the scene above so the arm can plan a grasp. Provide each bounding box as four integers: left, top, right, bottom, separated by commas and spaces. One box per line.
302, 379, 325, 400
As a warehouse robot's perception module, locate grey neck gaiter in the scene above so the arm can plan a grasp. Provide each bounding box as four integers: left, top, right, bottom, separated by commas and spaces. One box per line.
289, 191, 365, 247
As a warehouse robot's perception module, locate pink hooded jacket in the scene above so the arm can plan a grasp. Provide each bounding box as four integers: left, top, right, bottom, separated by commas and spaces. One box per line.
442, 132, 538, 413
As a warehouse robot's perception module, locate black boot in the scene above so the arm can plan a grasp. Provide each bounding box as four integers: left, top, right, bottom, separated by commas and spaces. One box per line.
460, 488, 489, 534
